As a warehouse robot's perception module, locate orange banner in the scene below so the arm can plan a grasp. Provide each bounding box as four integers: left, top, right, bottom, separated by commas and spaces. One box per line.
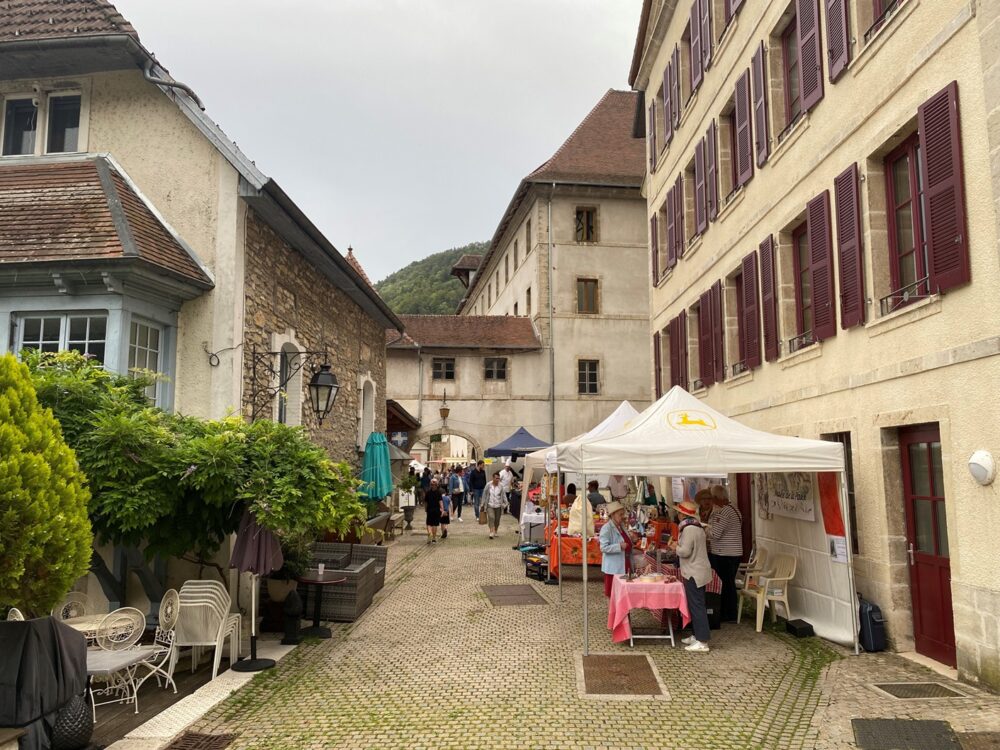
818, 472, 846, 537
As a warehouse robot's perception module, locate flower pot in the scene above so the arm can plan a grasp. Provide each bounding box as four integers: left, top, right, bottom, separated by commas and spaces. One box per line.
266, 578, 298, 603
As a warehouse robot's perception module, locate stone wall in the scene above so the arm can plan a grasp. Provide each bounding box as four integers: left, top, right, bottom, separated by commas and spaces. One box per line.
242, 209, 387, 469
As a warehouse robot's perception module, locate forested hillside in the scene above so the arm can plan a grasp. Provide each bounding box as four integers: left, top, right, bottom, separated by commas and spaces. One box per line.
375, 241, 487, 314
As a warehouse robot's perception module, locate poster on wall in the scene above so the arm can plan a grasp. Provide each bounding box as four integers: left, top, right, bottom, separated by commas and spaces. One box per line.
828, 535, 849, 563
672, 477, 685, 504
766, 472, 815, 521
755, 473, 771, 519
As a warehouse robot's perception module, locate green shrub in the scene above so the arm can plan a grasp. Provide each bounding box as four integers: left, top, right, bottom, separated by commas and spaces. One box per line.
0, 354, 92, 616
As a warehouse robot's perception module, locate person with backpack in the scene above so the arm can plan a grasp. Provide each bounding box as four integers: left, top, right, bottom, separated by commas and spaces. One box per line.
468, 460, 487, 517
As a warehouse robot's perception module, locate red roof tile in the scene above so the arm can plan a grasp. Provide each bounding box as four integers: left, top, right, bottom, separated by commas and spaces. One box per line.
0, 0, 138, 43
387, 315, 541, 350
345, 246, 376, 289
0, 157, 211, 286
451, 254, 482, 271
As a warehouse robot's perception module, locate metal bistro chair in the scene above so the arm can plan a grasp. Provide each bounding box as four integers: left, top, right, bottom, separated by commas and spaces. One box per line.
6, 607, 25, 621
87, 607, 148, 720
134, 589, 180, 694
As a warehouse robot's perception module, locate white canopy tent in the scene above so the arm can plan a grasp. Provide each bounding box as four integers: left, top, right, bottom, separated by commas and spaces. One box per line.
555, 386, 858, 654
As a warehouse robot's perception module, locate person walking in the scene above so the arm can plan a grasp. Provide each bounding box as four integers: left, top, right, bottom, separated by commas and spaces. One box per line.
469, 460, 487, 517
424, 478, 444, 543
668, 499, 712, 652
706, 485, 743, 623
499, 462, 514, 504
449, 467, 466, 522
485, 473, 506, 539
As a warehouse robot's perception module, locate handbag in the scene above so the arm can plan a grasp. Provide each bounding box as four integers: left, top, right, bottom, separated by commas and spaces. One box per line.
479, 506, 488, 525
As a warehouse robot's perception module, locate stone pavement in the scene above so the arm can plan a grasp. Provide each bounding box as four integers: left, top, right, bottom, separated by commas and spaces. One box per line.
189, 513, 1000, 750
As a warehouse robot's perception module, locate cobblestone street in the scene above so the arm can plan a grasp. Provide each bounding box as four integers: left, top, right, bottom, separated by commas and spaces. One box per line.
191, 515, 1000, 750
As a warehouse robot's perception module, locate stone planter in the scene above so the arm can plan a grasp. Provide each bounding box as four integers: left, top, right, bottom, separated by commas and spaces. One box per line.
266, 578, 298, 603
403, 506, 415, 529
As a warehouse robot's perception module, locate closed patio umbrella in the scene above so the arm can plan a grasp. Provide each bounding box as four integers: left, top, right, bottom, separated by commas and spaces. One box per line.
360, 432, 394, 501
229, 510, 283, 672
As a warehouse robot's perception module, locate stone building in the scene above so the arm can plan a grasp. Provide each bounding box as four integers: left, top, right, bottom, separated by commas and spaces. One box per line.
396, 90, 653, 452
0, 0, 401, 609
631, 0, 1000, 687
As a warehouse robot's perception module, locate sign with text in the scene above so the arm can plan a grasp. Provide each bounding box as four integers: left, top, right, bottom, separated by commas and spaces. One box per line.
766, 472, 815, 522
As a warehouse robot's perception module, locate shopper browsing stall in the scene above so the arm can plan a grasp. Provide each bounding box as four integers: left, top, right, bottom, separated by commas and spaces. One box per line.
668, 499, 712, 652
598, 502, 636, 598
706, 485, 743, 623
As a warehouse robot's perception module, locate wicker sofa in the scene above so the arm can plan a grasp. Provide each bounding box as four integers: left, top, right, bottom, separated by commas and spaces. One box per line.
310, 543, 377, 622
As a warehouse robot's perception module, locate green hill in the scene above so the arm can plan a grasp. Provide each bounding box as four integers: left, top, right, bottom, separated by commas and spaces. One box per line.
375, 241, 488, 315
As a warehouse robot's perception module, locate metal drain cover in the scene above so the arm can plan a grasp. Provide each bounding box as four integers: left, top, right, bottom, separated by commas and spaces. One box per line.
481, 584, 546, 606
164, 732, 238, 750
853, 719, 960, 749
874, 682, 964, 699
958, 733, 1000, 750
581, 654, 663, 696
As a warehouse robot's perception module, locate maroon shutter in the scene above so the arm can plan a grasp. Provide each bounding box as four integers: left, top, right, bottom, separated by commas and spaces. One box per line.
663, 64, 673, 146
711, 279, 725, 384
698, 289, 714, 386
674, 175, 685, 259
807, 190, 836, 341
759, 235, 780, 361
650, 214, 660, 282
706, 120, 718, 221
690, 1, 703, 91
725, 0, 733, 21
797, 0, 824, 111
732, 0, 745, 12
734, 70, 753, 187
668, 319, 679, 389
919, 81, 969, 293
742, 251, 761, 369
678, 310, 689, 390
694, 139, 707, 235
653, 331, 663, 398
834, 163, 865, 328
701, 0, 713, 70
665, 191, 677, 270
751, 42, 770, 167
648, 102, 657, 171
672, 46, 681, 127
826, 0, 850, 82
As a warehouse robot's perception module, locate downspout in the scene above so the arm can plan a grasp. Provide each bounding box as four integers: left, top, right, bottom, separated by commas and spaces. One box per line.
416, 345, 424, 428
547, 186, 556, 443
143, 60, 206, 111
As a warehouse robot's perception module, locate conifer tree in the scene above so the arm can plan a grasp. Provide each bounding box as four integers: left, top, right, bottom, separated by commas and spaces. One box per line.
0, 354, 92, 616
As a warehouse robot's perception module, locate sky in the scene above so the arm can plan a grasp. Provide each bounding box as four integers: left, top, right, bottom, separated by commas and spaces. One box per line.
113, 0, 644, 283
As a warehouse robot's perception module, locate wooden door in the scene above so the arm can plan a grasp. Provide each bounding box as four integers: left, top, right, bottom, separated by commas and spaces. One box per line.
899, 424, 955, 666
736, 473, 754, 563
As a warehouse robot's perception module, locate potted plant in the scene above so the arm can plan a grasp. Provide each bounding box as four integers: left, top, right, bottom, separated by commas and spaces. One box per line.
399, 473, 419, 529
266, 535, 311, 603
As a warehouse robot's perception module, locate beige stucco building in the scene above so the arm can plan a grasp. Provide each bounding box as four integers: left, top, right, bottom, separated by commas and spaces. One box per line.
631, 0, 1000, 687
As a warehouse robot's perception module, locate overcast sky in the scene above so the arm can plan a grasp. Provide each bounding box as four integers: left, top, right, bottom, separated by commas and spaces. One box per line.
114, 0, 643, 283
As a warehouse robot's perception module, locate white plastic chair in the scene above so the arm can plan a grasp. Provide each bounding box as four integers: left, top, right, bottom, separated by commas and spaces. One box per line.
736, 546, 769, 590
6, 607, 25, 621
175, 582, 241, 679
738, 554, 797, 632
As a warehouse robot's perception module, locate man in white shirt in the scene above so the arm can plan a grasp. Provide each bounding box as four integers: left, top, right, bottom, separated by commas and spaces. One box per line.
499, 463, 514, 502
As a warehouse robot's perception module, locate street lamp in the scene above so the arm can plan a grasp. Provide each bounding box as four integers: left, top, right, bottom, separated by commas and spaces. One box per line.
439, 390, 450, 424
308, 364, 340, 425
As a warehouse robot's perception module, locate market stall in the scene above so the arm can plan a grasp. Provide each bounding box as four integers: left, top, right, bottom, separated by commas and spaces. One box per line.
484, 427, 550, 459
545, 520, 603, 577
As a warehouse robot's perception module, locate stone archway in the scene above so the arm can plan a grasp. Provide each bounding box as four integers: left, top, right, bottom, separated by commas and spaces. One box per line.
413, 426, 484, 462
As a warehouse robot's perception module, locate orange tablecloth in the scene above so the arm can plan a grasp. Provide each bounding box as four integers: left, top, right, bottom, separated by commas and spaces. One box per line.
546, 522, 601, 577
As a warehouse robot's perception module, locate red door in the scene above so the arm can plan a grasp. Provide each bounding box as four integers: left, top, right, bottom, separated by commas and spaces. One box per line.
899, 424, 955, 666
736, 473, 754, 563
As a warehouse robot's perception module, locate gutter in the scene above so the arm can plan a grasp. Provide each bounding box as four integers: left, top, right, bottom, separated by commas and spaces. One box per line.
143, 60, 204, 110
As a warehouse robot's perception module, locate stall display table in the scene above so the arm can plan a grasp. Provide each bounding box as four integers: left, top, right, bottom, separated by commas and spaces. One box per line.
520, 510, 546, 543
546, 521, 602, 577
641, 552, 723, 594
607, 576, 690, 646
647, 520, 678, 545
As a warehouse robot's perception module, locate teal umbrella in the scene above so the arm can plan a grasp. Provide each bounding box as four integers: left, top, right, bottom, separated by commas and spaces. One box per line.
360, 432, 394, 500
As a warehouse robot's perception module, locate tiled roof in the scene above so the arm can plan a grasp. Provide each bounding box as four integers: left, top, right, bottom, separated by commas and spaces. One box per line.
451, 254, 482, 271
527, 90, 645, 187
345, 246, 376, 290
0, 0, 138, 42
0, 157, 211, 286
386, 315, 541, 350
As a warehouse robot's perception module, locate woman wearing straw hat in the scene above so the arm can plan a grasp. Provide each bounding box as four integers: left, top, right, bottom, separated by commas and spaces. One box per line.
598, 501, 636, 598
667, 499, 713, 652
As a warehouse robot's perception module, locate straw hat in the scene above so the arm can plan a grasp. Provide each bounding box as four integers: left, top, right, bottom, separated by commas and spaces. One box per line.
675, 499, 700, 517
605, 501, 626, 516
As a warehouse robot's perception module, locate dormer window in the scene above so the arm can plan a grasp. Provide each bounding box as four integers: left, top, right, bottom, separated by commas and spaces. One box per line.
47, 95, 81, 153
2, 93, 83, 157
2, 99, 36, 156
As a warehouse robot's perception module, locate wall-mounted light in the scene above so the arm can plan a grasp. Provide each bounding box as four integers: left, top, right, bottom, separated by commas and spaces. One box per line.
968, 450, 995, 486
439, 390, 450, 424
308, 364, 340, 426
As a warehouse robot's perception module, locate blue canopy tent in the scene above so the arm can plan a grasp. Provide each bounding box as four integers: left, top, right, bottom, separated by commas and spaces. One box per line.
484, 427, 551, 459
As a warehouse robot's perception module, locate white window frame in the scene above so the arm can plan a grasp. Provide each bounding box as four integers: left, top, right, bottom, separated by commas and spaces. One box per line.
16, 312, 108, 362
0, 87, 88, 158
128, 319, 165, 404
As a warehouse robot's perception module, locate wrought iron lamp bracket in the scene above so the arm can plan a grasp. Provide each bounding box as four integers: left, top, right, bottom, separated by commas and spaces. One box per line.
248, 346, 330, 422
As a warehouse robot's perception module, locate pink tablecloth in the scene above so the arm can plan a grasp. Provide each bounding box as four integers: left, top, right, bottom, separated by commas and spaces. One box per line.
607, 576, 690, 643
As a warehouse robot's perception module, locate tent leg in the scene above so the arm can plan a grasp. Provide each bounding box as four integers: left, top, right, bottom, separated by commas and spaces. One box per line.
582, 474, 589, 657
557, 472, 563, 602
839, 472, 860, 656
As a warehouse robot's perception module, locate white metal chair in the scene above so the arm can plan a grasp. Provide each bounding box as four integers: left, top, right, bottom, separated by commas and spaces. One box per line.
134, 589, 180, 694
175, 581, 241, 679
6, 607, 25, 621
737, 554, 797, 632
87, 607, 148, 720
51, 591, 90, 620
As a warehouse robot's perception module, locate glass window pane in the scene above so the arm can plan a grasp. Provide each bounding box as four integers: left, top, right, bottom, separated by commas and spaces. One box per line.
42, 318, 61, 341
894, 204, 914, 255
892, 156, 911, 204
87, 343, 105, 364
3, 99, 37, 156
899, 252, 917, 290
69, 316, 88, 341
908, 443, 931, 496
22, 317, 41, 341
149, 327, 159, 350
936, 502, 949, 558
914, 498, 934, 553
930, 441, 943, 497
46, 95, 81, 153
130, 321, 139, 347
87, 316, 106, 340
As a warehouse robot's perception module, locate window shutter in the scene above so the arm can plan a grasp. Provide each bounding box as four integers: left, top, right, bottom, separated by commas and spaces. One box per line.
742, 251, 761, 369
732, 0, 745, 12
826, 0, 851, 82
666, 191, 677, 269
653, 331, 663, 398
701, 0, 713, 70
698, 289, 714, 386
734, 70, 754, 187
711, 280, 725, 384
759, 235, 780, 361
648, 102, 657, 171
694, 139, 707, 235
672, 45, 681, 127
919, 81, 969, 293
667, 319, 679, 389
834, 163, 865, 328
751, 42, 770, 167
663, 64, 673, 146
678, 310, 689, 390
706, 120, 719, 221
690, 1, 703, 92
797, 0, 825, 111
725, 0, 733, 21
807, 190, 837, 341
650, 214, 660, 282
674, 175, 685, 259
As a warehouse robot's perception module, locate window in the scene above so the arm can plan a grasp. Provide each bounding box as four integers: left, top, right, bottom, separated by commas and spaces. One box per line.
488, 283, 492, 306
18, 316, 61, 353
575, 207, 597, 242
577, 360, 599, 394
504, 254, 509, 284
525, 219, 532, 254
3, 99, 36, 156
791, 221, 813, 344
884, 134, 928, 309
866, 0, 906, 43
484, 357, 507, 380
495, 269, 500, 292
526, 287, 532, 316
577, 278, 599, 314
432, 357, 455, 380
782, 17, 802, 129
514, 302, 519, 316
513, 240, 519, 270
128, 321, 162, 402
17, 314, 107, 362
46, 95, 81, 153
824, 432, 859, 554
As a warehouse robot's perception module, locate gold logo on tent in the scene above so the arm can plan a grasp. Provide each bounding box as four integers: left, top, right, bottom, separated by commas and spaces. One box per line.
667, 410, 717, 430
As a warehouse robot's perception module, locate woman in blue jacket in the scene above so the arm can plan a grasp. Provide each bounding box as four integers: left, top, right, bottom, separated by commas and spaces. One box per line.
599, 502, 635, 597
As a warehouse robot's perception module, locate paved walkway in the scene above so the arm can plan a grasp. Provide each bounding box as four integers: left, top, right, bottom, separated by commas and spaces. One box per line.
190, 513, 1000, 750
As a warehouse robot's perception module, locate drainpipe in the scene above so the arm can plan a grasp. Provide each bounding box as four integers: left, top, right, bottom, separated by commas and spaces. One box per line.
416, 345, 424, 427
143, 60, 206, 110
548, 185, 556, 443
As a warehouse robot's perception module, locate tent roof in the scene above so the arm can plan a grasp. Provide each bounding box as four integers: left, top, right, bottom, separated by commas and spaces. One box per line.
556, 387, 844, 475
485, 427, 550, 458
524, 400, 641, 476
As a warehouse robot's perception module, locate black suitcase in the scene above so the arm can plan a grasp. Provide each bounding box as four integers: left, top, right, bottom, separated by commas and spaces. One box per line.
859, 596, 887, 652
